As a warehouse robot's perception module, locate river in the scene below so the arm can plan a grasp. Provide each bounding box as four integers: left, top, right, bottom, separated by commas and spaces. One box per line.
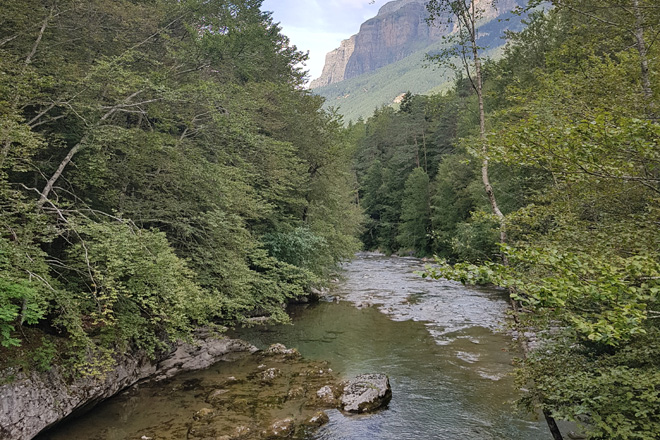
38, 253, 553, 439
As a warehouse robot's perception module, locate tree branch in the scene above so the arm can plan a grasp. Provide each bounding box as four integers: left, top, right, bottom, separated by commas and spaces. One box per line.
37, 90, 143, 206
25, 5, 55, 66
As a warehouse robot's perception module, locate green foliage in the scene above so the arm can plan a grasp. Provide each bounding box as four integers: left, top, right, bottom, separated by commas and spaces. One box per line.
0, 234, 51, 348
417, 3, 660, 437
0, 278, 46, 348
450, 213, 500, 263
30, 337, 57, 373
0, 0, 361, 374
63, 221, 204, 354
430, 154, 477, 257
519, 332, 660, 440
263, 227, 327, 271
398, 167, 433, 255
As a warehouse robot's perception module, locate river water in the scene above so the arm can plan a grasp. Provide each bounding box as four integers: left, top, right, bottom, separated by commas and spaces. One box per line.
236, 253, 548, 439
39, 253, 552, 439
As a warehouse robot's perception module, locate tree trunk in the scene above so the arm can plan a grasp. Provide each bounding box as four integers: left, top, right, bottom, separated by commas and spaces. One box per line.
469, 3, 507, 250
466, 1, 559, 438
36, 91, 141, 206
544, 410, 565, 440
631, 0, 655, 116
37, 139, 86, 207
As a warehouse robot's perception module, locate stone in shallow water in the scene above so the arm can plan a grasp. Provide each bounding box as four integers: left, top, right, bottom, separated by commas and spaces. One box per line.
263, 343, 302, 359
259, 367, 282, 384
192, 407, 215, 421
287, 385, 305, 400
261, 417, 295, 438
315, 385, 338, 406
304, 411, 330, 427
206, 388, 229, 404
340, 373, 392, 413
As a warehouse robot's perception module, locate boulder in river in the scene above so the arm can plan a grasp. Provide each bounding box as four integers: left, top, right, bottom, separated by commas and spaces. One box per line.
304, 411, 330, 427
340, 373, 392, 413
262, 343, 302, 360
314, 385, 339, 407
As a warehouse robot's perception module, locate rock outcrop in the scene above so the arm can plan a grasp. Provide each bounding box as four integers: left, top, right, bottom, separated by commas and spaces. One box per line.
0, 334, 257, 440
343, 0, 443, 80
310, 0, 522, 88
340, 373, 392, 413
311, 0, 439, 88
309, 35, 356, 89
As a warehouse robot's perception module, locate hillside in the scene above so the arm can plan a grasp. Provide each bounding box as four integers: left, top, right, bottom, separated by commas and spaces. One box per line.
313, 10, 525, 123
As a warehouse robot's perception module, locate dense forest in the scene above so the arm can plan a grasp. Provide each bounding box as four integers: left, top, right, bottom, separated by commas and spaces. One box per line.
351, 0, 660, 438
0, 0, 361, 374
2, 0, 660, 438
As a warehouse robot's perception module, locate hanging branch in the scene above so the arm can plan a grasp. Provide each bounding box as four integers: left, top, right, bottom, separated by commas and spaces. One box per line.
37, 90, 143, 207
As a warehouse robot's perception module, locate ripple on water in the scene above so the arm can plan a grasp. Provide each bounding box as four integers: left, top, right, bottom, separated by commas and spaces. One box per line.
38, 253, 551, 440
337, 253, 510, 345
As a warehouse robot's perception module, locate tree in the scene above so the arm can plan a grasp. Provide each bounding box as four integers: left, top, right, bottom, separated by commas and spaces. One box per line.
398, 167, 433, 255
426, 0, 507, 251
0, 0, 362, 369
536, 0, 660, 116
425, 5, 660, 437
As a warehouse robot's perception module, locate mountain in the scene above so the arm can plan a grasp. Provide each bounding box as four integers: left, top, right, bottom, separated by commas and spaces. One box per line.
310, 0, 442, 88
310, 0, 525, 122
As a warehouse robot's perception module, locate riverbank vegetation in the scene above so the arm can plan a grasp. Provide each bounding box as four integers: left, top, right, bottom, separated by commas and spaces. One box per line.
351, 1, 659, 438
0, 0, 361, 375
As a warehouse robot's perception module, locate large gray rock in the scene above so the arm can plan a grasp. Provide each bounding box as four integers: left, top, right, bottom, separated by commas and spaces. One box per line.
340, 373, 392, 413
155, 335, 257, 380
0, 334, 257, 440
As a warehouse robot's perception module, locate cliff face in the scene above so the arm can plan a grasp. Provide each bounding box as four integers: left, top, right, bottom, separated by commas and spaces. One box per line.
310, 0, 520, 88
343, 0, 442, 80
0, 336, 257, 440
310, 35, 356, 89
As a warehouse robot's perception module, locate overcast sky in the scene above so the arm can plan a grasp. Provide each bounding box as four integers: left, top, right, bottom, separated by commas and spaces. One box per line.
261, 0, 391, 83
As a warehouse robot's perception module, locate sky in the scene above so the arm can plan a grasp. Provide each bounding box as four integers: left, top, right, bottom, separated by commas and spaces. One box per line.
261, 0, 392, 83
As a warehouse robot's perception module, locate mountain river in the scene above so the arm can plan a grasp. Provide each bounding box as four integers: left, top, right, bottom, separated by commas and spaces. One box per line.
38, 253, 560, 439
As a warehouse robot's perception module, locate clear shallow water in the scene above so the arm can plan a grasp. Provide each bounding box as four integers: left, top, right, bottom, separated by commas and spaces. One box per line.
234, 253, 549, 439
38, 253, 553, 439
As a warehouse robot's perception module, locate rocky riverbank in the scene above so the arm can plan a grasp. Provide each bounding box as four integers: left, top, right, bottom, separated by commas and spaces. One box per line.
2, 333, 391, 440
0, 331, 257, 440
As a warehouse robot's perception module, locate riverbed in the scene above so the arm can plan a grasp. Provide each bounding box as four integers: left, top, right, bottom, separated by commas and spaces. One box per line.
38, 253, 551, 439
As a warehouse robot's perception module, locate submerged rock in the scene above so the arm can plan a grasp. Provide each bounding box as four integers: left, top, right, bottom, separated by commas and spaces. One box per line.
206, 388, 229, 404
263, 343, 302, 360
156, 336, 258, 380
314, 385, 338, 406
259, 367, 282, 384
304, 411, 330, 427
340, 373, 392, 413
193, 407, 215, 421
18, 340, 390, 440
261, 418, 295, 438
